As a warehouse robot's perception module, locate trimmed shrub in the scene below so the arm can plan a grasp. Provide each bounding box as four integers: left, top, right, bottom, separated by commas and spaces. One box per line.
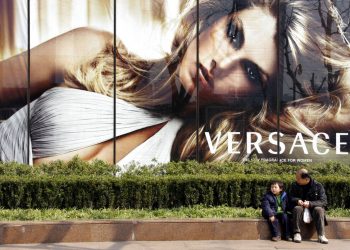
0, 157, 117, 177
1, 158, 350, 177
0, 174, 349, 209
123, 160, 350, 177
1, 158, 349, 209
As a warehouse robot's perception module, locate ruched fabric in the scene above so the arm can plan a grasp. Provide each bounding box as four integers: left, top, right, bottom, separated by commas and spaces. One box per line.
0, 87, 181, 165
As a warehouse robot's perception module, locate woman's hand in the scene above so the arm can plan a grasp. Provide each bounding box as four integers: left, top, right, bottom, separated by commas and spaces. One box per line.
0, 27, 112, 107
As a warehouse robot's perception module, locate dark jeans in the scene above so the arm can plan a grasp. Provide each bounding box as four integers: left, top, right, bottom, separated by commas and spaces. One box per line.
267, 213, 291, 238
292, 206, 325, 236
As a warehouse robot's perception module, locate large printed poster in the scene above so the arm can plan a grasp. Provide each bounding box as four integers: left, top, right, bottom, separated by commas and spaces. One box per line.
1, 0, 350, 166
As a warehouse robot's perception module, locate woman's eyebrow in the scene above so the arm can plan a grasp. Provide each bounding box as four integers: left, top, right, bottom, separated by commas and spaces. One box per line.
230, 0, 237, 13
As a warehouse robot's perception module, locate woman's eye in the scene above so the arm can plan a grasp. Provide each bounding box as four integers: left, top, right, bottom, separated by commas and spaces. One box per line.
227, 17, 244, 50
243, 61, 262, 85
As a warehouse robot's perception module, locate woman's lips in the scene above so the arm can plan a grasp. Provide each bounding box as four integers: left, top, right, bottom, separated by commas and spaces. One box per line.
191, 63, 214, 90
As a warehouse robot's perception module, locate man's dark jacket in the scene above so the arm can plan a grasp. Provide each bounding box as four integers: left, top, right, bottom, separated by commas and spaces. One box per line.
289, 178, 327, 209
261, 191, 289, 218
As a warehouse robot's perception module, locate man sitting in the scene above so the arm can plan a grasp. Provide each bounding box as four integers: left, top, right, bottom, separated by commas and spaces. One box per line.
289, 168, 328, 244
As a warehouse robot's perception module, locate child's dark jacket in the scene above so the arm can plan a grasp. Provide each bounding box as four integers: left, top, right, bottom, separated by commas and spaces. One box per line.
261, 191, 289, 218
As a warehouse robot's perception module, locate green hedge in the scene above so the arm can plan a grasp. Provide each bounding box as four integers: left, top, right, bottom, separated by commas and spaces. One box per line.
0, 174, 349, 209
1, 157, 350, 177
0, 157, 117, 176
122, 160, 350, 177
1, 158, 350, 209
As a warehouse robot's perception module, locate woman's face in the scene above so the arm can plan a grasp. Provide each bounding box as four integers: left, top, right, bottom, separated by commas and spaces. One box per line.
179, 6, 277, 104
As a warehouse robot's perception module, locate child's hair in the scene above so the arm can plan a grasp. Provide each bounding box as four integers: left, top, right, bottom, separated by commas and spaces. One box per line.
270, 180, 284, 191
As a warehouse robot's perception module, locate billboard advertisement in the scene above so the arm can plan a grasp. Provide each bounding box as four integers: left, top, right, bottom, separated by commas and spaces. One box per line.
1, 0, 350, 166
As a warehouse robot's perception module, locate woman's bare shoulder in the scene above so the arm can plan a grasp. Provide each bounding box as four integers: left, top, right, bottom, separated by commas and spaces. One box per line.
0, 27, 113, 106
67, 27, 113, 43
40, 27, 113, 58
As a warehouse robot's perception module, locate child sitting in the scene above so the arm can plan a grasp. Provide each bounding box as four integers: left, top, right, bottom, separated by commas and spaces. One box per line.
261, 180, 291, 241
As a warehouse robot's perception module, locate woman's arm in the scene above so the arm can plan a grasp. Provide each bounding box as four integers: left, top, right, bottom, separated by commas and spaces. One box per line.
0, 27, 112, 106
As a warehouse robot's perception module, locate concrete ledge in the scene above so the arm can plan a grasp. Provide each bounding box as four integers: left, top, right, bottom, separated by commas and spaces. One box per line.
0, 218, 349, 244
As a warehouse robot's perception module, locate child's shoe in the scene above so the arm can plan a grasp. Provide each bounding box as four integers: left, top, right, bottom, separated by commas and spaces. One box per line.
318, 235, 329, 244
271, 236, 281, 241
286, 236, 293, 242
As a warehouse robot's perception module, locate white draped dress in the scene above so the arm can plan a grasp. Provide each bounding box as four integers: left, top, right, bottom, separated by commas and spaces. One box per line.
0, 87, 183, 166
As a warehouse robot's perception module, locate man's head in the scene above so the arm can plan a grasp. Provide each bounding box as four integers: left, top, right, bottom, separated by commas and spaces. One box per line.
296, 168, 311, 186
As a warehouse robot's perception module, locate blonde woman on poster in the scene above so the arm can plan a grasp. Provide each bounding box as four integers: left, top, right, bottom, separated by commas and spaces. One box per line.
0, 0, 350, 166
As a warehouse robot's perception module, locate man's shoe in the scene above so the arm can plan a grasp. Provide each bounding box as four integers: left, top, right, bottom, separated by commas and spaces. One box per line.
318, 235, 329, 244
271, 236, 281, 241
294, 233, 302, 243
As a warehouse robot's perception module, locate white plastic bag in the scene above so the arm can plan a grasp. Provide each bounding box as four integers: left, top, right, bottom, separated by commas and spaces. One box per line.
303, 208, 312, 223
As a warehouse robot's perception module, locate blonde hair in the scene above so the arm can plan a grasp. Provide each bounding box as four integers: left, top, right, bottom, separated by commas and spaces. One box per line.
65, 0, 350, 162
281, 0, 350, 141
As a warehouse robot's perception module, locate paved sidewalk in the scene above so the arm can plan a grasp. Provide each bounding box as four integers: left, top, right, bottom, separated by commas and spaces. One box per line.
1, 240, 350, 250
